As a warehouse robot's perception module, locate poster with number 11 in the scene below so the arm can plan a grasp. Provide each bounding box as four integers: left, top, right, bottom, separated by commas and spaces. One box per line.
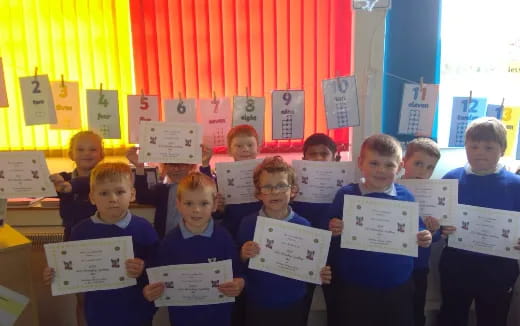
397, 83, 438, 136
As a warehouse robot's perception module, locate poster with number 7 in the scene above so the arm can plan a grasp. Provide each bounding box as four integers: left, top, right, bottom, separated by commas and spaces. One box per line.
199, 97, 231, 148
86, 89, 121, 139
127, 95, 159, 144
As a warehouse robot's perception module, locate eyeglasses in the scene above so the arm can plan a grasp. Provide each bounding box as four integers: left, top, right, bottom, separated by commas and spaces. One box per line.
259, 183, 292, 195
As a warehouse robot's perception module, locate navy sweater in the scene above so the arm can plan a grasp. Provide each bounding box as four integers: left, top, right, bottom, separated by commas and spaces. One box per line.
327, 183, 425, 289
441, 167, 520, 290
71, 215, 159, 326
134, 174, 171, 238
291, 201, 331, 230
237, 212, 310, 308
57, 172, 96, 229
154, 223, 242, 326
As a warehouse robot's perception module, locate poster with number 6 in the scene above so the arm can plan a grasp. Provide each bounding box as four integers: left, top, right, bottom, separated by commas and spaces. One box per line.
164, 98, 196, 123
233, 96, 265, 144
127, 95, 159, 143
272, 90, 304, 140
397, 83, 438, 136
19, 75, 57, 125
199, 97, 232, 148
448, 97, 486, 147
86, 89, 121, 139
50, 81, 81, 129
322, 76, 360, 129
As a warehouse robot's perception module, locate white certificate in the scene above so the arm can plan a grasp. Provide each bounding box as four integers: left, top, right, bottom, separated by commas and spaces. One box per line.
44, 236, 136, 296
19, 74, 57, 125
322, 76, 360, 129
87, 89, 121, 139
138, 121, 202, 164
50, 81, 82, 130
0, 285, 29, 326
199, 97, 232, 148
164, 98, 197, 123
272, 90, 304, 140
232, 96, 265, 144
0, 151, 56, 198
292, 160, 355, 204
146, 260, 234, 307
215, 159, 261, 204
250, 216, 331, 284
397, 83, 439, 136
448, 204, 520, 260
399, 179, 458, 226
341, 195, 419, 257
127, 95, 159, 144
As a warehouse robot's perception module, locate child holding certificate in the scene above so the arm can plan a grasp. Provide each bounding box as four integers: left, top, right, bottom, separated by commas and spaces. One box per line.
44, 162, 159, 326
328, 134, 432, 326
438, 117, 520, 326
237, 156, 332, 326
143, 172, 245, 326
402, 137, 441, 326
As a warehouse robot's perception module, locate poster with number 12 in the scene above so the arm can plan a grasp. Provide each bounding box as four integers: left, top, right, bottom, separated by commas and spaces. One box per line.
87, 89, 121, 139
448, 97, 486, 147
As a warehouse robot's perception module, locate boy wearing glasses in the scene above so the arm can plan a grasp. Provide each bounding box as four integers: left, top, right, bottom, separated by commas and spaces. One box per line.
237, 156, 332, 326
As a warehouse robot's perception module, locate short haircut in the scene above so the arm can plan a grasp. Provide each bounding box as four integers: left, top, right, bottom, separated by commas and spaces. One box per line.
465, 117, 507, 150
253, 156, 296, 193
90, 162, 133, 189
226, 124, 259, 148
176, 172, 217, 201
360, 134, 402, 161
303, 133, 337, 155
69, 130, 104, 159
404, 137, 441, 161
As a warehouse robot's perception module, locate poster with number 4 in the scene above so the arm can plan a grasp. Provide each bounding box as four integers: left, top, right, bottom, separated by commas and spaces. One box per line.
233, 96, 265, 144
397, 83, 438, 137
50, 81, 81, 129
272, 90, 304, 140
199, 97, 232, 148
164, 98, 197, 123
87, 89, 121, 139
322, 76, 360, 129
19, 75, 57, 125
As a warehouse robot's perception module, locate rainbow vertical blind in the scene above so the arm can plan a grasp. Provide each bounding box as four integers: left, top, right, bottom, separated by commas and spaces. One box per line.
0, 0, 353, 154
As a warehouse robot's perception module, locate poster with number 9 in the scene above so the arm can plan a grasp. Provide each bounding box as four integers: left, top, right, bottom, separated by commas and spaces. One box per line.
86, 89, 121, 139
272, 90, 304, 140
232, 96, 265, 144
199, 97, 232, 148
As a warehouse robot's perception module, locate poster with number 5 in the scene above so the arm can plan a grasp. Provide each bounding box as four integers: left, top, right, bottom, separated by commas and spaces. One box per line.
127, 95, 159, 144
233, 96, 265, 144
322, 76, 360, 129
199, 97, 232, 148
448, 97, 486, 147
87, 89, 121, 139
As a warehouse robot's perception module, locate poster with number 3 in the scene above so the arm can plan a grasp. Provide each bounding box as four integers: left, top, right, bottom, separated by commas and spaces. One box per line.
50, 81, 81, 130
86, 89, 121, 139
322, 76, 360, 129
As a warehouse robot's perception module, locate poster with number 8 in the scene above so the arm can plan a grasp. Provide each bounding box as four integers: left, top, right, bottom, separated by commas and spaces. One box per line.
322, 76, 360, 129
86, 89, 121, 139
19, 74, 57, 125
272, 90, 304, 140
164, 98, 196, 123
199, 97, 232, 148
233, 96, 265, 144
448, 97, 486, 147
50, 81, 81, 130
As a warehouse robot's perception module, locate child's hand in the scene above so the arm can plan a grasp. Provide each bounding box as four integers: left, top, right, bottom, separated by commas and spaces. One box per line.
126, 258, 145, 278
417, 230, 432, 248
218, 277, 245, 297
43, 267, 55, 285
49, 174, 72, 193
514, 238, 520, 251
240, 241, 260, 261
216, 193, 225, 213
440, 225, 456, 239
201, 144, 213, 168
423, 216, 440, 233
320, 265, 332, 285
143, 282, 165, 302
126, 146, 143, 167
329, 218, 344, 236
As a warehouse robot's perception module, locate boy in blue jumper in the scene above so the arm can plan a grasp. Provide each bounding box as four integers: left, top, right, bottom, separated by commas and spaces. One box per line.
438, 117, 520, 326
238, 156, 332, 326
44, 162, 159, 326
402, 137, 442, 326
143, 172, 245, 326
328, 134, 432, 326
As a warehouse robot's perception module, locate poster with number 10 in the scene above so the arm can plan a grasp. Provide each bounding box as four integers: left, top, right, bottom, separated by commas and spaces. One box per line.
86, 89, 121, 139
448, 97, 487, 147
322, 76, 360, 129
233, 96, 265, 144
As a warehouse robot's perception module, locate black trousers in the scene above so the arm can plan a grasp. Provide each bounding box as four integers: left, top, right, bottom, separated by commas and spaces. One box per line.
245, 298, 307, 326
332, 279, 414, 326
413, 269, 429, 326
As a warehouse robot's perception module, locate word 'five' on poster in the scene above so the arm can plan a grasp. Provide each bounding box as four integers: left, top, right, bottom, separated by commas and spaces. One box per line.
199, 97, 231, 148
448, 96, 487, 147
232, 96, 265, 144
164, 98, 196, 123
397, 83, 439, 137
272, 90, 304, 140
127, 95, 159, 144
322, 76, 360, 129
19, 74, 57, 126
86, 89, 121, 139
50, 81, 81, 130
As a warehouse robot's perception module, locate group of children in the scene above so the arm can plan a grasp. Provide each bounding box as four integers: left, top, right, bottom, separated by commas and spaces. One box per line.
41, 117, 520, 326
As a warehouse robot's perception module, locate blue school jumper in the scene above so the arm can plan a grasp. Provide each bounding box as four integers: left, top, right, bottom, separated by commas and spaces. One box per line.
290, 201, 331, 230
154, 219, 242, 326
71, 213, 159, 326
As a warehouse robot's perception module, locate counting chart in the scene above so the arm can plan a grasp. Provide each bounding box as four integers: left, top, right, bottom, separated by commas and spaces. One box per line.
322, 76, 360, 129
